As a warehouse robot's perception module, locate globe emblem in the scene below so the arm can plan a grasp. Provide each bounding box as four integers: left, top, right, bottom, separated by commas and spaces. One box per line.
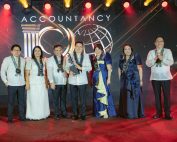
75, 24, 113, 54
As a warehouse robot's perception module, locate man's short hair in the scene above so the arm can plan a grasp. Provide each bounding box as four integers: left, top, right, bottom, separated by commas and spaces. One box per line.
75, 41, 84, 46
53, 44, 63, 49
11, 44, 21, 51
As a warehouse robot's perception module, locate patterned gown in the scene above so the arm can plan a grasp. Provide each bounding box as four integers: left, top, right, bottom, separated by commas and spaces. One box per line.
119, 54, 144, 119
93, 53, 117, 118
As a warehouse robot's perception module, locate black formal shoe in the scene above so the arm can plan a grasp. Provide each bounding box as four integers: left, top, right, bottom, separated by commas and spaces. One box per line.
152, 114, 162, 119
61, 114, 67, 118
54, 115, 60, 120
72, 115, 78, 120
164, 116, 173, 120
20, 118, 26, 121
80, 116, 86, 120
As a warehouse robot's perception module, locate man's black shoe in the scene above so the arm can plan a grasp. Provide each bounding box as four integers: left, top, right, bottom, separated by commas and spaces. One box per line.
61, 114, 67, 118
164, 116, 173, 120
54, 115, 60, 120
80, 116, 86, 120
152, 114, 162, 119
72, 115, 78, 120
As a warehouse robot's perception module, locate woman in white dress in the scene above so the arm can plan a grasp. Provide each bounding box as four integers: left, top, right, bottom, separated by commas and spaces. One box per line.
25, 46, 50, 120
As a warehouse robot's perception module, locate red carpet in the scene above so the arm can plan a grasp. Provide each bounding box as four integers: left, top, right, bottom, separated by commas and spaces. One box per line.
0, 106, 177, 142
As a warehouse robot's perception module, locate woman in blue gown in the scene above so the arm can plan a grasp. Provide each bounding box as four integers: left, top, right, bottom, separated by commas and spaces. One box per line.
118, 44, 144, 119
92, 44, 117, 118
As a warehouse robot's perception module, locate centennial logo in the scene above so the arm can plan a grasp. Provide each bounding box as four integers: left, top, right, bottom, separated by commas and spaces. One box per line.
21, 15, 113, 57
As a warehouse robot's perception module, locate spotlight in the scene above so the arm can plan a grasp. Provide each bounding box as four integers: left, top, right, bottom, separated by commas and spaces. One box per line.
44, 3, 51, 10
105, 0, 114, 8
123, 2, 130, 9
19, 0, 29, 9
64, 0, 72, 8
85, 2, 92, 9
144, 0, 153, 7
20, 0, 32, 14
4, 3, 10, 10
161, 1, 168, 8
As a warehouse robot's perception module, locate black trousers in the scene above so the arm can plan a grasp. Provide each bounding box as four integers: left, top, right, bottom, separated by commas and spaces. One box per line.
52, 85, 67, 116
151, 80, 171, 117
70, 84, 87, 116
7, 85, 26, 120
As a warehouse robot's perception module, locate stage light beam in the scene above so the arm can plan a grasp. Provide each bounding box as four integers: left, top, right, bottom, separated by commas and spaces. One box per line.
64, 0, 72, 8
44, 3, 51, 10
162, 1, 168, 8
4, 3, 11, 10
144, 0, 153, 7
123, 2, 130, 9
85, 2, 92, 9
105, 0, 114, 8
19, 0, 29, 8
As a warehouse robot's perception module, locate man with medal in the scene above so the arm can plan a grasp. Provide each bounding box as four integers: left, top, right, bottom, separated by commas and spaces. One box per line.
47, 44, 68, 119
1, 44, 26, 123
146, 36, 174, 120
65, 41, 92, 120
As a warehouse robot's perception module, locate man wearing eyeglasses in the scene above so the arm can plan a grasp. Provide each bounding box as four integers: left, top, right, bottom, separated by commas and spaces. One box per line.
146, 36, 174, 120
1, 44, 26, 123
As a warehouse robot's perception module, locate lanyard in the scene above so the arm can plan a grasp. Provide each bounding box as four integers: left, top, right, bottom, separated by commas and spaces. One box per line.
53, 55, 64, 72
73, 51, 84, 68
34, 58, 44, 76
68, 53, 80, 75
11, 56, 21, 75
11, 56, 21, 69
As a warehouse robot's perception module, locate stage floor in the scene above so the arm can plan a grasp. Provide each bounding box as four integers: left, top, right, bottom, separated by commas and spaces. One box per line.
0, 106, 177, 142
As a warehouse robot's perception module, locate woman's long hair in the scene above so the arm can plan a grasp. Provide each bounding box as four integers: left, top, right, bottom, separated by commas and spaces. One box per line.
93, 43, 104, 59
122, 43, 134, 60
32, 46, 43, 60
93, 43, 104, 52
